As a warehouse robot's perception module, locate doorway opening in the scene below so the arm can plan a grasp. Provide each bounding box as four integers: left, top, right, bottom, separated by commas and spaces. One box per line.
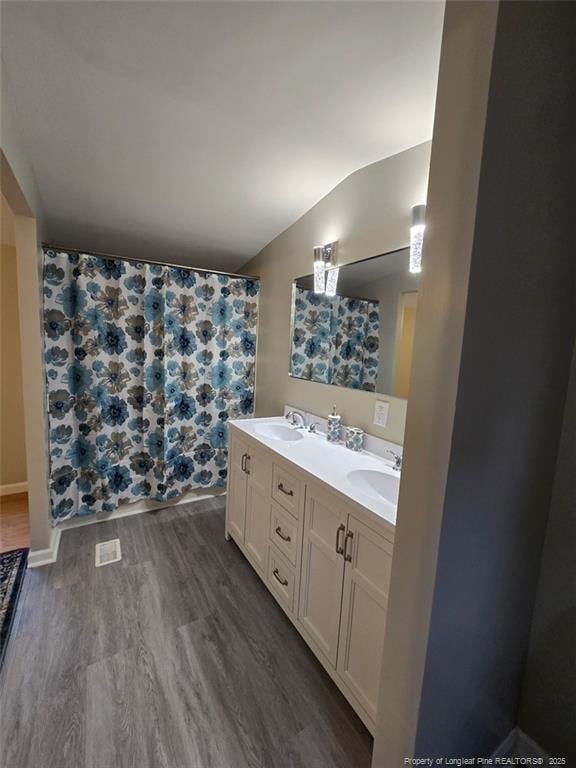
0, 192, 30, 553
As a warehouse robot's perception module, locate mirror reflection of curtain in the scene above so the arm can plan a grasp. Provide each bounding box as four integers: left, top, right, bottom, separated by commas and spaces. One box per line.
42, 248, 259, 522
332, 297, 379, 391
291, 289, 333, 383
291, 288, 379, 391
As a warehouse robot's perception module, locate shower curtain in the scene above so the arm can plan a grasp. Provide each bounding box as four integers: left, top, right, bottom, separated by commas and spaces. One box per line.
42, 248, 259, 522
291, 287, 379, 391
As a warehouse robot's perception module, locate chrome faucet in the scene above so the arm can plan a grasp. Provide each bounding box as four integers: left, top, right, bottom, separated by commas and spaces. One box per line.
384, 448, 402, 471
308, 421, 322, 434
285, 410, 306, 429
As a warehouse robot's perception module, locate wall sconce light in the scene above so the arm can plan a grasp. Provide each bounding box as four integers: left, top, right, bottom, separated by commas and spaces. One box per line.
313, 241, 338, 294
325, 266, 340, 297
410, 204, 426, 274
313, 246, 327, 293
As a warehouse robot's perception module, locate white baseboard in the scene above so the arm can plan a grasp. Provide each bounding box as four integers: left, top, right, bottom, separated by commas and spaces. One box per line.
58, 488, 226, 531
515, 729, 549, 758
27, 527, 61, 568
492, 727, 548, 759
0, 481, 28, 497
26, 488, 226, 567
492, 729, 517, 758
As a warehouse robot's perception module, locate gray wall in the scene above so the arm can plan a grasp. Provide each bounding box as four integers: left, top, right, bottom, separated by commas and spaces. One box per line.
356, 265, 420, 395
373, 4, 499, 762
518, 338, 576, 760
1, 59, 45, 225
414, 1, 576, 756
242, 142, 431, 445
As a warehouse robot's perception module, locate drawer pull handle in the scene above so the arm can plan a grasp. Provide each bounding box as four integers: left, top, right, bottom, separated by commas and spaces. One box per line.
273, 568, 289, 587
344, 530, 354, 562
335, 524, 345, 555
275, 526, 291, 543
277, 483, 294, 496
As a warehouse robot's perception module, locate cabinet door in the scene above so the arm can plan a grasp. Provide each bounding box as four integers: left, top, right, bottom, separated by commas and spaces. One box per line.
298, 484, 347, 666
244, 481, 271, 575
242, 446, 272, 574
337, 516, 393, 721
226, 437, 249, 543
245, 445, 272, 497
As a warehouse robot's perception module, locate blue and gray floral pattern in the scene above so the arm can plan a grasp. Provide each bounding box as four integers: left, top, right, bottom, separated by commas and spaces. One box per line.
43, 249, 259, 522
291, 287, 379, 391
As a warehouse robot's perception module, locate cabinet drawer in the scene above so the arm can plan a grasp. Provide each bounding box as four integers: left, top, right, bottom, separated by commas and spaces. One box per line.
272, 463, 302, 518
267, 546, 296, 612
269, 502, 298, 565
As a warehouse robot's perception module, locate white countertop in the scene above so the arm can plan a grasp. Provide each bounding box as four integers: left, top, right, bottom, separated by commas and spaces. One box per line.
229, 416, 399, 526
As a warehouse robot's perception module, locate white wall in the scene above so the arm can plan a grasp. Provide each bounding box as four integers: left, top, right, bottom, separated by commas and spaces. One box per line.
1, 57, 52, 551
356, 267, 421, 395
372, 2, 499, 762
242, 142, 431, 445
1, 61, 45, 225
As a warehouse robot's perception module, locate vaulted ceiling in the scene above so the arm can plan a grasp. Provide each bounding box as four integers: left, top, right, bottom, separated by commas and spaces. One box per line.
2, 1, 443, 270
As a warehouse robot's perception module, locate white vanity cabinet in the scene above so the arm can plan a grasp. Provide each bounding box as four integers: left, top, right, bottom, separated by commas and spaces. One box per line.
226, 434, 250, 543
226, 434, 273, 576
299, 481, 393, 723
298, 482, 348, 666
225, 423, 395, 734
336, 512, 393, 721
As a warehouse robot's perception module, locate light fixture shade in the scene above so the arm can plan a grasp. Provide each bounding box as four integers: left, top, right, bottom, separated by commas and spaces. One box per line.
410, 204, 426, 274
323, 242, 337, 263
313, 242, 338, 293
325, 267, 339, 297
314, 259, 326, 293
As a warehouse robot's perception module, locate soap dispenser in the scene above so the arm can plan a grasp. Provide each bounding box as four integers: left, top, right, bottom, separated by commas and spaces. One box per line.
327, 404, 341, 443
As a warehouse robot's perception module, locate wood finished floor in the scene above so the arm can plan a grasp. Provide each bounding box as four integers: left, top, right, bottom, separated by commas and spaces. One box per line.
0, 497, 373, 768
0, 492, 30, 553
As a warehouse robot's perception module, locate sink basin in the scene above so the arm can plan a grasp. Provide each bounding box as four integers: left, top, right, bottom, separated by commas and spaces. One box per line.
254, 423, 304, 442
346, 469, 399, 506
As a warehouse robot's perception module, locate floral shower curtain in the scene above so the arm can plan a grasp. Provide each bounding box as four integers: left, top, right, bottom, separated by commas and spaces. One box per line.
331, 296, 380, 390
291, 287, 379, 391
42, 248, 259, 523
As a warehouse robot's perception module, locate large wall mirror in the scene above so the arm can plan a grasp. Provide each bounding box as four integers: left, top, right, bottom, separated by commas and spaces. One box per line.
289, 247, 420, 398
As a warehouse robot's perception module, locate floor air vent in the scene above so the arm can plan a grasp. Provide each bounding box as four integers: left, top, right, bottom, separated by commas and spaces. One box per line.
95, 538, 122, 567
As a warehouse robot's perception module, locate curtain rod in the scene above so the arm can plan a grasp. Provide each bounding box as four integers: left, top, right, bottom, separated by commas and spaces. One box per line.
42, 242, 260, 281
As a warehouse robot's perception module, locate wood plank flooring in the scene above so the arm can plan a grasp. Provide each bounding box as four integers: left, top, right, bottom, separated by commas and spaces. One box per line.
0, 492, 30, 553
0, 497, 373, 768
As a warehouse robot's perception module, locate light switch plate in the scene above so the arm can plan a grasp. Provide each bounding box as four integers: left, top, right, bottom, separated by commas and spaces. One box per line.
373, 400, 390, 428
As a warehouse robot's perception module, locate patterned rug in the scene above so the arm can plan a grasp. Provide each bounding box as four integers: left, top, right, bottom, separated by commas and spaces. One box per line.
0, 548, 28, 669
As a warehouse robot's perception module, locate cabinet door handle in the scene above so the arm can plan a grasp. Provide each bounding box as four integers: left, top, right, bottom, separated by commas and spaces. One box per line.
272, 568, 289, 587
335, 524, 345, 555
245, 454, 251, 475
241, 453, 247, 472
344, 530, 354, 562
277, 482, 293, 496
275, 526, 291, 543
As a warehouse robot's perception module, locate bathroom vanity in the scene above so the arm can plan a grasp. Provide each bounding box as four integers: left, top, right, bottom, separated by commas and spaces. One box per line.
225, 416, 399, 734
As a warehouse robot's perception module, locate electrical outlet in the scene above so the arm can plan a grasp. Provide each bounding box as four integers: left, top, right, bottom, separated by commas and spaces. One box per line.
373, 400, 389, 428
